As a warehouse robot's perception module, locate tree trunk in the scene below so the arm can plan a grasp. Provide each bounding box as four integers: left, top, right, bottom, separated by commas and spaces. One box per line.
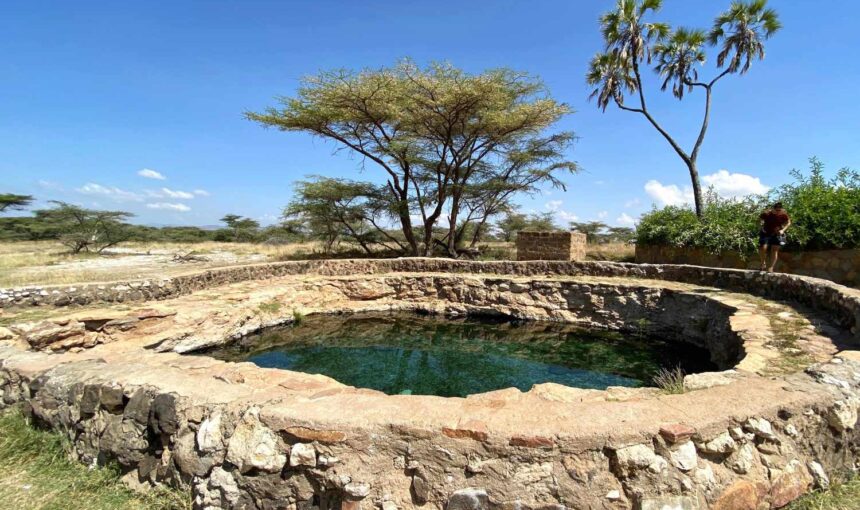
688, 160, 704, 218
395, 194, 419, 256
445, 186, 465, 258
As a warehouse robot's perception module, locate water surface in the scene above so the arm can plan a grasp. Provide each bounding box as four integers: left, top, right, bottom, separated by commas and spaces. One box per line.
205, 312, 715, 397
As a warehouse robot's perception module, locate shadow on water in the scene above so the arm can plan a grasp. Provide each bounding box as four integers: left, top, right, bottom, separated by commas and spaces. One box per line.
202, 312, 717, 397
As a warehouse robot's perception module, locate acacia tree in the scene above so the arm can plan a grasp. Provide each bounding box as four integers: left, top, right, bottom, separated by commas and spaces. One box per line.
35, 201, 133, 253
220, 214, 260, 242
587, 0, 780, 216
247, 60, 574, 257
285, 177, 404, 254
0, 193, 33, 213
452, 132, 577, 249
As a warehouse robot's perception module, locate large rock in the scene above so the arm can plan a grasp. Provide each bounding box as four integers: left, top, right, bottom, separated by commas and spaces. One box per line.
225, 407, 286, 473
770, 460, 813, 508
612, 444, 664, 477
289, 442, 316, 467
197, 410, 225, 453
712, 480, 758, 510
667, 441, 697, 472
447, 488, 489, 510
825, 399, 858, 432
697, 432, 737, 455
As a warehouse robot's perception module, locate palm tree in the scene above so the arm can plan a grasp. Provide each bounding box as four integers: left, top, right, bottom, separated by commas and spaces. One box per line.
709, 0, 782, 74
586, 0, 781, 217
653, 28, 707, 100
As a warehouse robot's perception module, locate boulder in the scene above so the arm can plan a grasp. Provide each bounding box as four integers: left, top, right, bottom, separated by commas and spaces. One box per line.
447, 488, 489, 510
225, 407, 286, 473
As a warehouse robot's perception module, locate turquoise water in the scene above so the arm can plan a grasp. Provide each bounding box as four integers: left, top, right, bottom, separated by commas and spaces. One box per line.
205, 312, 715, 397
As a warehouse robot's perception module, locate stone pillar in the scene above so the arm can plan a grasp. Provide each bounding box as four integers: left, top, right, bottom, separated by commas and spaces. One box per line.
516, 231, 587, 261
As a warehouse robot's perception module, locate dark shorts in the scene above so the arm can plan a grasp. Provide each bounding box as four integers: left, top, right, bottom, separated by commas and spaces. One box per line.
759, 232, 786, 247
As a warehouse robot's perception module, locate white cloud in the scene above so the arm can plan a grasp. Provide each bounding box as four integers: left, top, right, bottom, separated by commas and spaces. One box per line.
645, 170, 769, 207
644, 180, 694, 207
146, 202, 191, 212
616, 213, 637, 227
193, 189, 210, 197
596, 211, 608, 219
544, 200, 578, 223
159, 187, 195, 199
37, 180, 63, 190
702, 170, 769, 198
624, 198, 641, 208
76, 183, 143, 202
138, 168, 166, 180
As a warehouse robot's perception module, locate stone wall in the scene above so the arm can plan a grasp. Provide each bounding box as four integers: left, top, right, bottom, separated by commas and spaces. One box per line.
2, 259, 858, 344
2, 340, 860, 509
636, 245, 860, 288
516, 231, 586, 261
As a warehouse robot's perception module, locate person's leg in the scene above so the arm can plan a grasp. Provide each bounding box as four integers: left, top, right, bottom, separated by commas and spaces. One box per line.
768, 245, 781, 272
758, 243, 769, 271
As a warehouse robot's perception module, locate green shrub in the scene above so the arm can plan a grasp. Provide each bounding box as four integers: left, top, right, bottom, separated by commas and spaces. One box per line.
637, 158, 859, 254
772, 158, 860, 250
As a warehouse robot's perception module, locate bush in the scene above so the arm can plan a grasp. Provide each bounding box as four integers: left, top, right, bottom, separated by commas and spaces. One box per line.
773, 158, 860, 250
637, 192, 761, 254
637, 158, 860, 254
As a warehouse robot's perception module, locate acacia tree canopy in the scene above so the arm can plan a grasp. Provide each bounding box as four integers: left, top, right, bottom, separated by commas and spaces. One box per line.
34, 201, 133, 253
247, 60, 576, 256
0, 194, 34, 213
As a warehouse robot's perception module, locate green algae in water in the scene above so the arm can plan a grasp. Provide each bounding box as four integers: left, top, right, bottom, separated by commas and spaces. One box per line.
205, 313, 716, 397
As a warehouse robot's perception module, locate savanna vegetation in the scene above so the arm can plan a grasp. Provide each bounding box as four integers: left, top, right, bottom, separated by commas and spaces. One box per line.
636, 158, 860, 254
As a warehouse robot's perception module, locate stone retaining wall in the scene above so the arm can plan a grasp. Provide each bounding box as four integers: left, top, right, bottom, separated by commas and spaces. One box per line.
3, 259, 858, 342
635, 245, 860, 288
2, 341, 860, 509
2, 264, 860, 508
516, 231, 587, 261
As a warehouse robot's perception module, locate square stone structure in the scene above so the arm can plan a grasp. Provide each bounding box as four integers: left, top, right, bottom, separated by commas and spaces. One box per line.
516, 231, 587, 261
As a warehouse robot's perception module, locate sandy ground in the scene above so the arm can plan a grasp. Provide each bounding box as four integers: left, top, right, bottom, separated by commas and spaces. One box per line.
0, 240, 634, 288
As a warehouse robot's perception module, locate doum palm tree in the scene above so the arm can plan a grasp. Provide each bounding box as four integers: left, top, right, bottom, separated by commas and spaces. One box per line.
587, 0, 781, 217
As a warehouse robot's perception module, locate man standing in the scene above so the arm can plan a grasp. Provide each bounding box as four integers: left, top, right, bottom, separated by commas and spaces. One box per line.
759, 202, 791, 272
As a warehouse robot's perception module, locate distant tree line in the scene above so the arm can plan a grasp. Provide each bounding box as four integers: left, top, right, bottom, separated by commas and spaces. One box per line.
0, 200, 299, 249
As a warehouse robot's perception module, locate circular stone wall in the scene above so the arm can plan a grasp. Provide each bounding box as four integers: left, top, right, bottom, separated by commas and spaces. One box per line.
1, 259, 859, 510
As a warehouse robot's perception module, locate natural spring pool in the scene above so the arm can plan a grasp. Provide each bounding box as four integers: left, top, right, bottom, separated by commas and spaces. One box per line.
204, 312, 716, 397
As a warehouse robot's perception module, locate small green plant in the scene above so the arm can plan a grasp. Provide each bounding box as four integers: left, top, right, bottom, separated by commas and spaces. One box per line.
292, 309, 305, 324
653, 366, 686, 394
634, 318, 651, 339
257, 300, 282, 315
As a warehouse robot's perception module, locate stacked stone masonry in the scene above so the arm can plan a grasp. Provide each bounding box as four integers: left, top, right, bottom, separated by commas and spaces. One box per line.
516, 231, 587, 261
1, 259, 860, 509
636, 245, 860, 288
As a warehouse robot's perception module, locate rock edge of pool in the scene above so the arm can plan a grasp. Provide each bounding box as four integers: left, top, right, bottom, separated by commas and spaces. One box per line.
1, 258, 859, 510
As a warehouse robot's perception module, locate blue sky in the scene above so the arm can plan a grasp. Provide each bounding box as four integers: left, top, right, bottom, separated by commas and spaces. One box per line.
2, 0, 858, 228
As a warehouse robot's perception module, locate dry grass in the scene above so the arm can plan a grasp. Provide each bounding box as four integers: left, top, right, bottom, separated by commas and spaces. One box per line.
0, 239, 635, 288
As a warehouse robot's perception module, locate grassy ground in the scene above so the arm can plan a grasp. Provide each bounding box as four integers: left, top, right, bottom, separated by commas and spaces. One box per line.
787, 479, 860, 510
0, 408, 189, 510
0, 240, 636, 287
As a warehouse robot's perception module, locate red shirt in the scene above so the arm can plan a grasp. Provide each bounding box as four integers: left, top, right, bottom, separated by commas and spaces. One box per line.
760, 209, 790, 235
